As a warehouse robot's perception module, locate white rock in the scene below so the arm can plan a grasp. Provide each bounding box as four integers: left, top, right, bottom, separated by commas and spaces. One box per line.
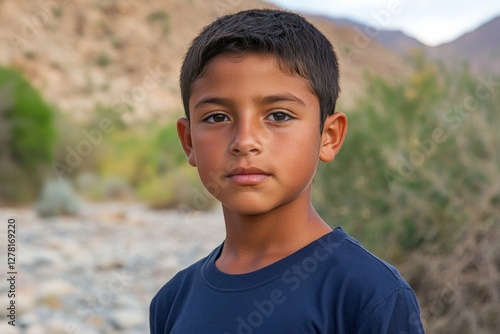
47, 317, 100, 334
109, 309, 146, 329
25, 324, 46, 334
60, 242, 85, 261
22, 248, 64, 268
37, 279, 76, 300
17, 288, 36, 315
0, 322, 20, 333
114, 294, 138, 308
95, 256, 126, 271
46, 317, 67, 334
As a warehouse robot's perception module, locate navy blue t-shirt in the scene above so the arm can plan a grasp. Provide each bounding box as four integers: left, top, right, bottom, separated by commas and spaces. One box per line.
150, 227, 425, 333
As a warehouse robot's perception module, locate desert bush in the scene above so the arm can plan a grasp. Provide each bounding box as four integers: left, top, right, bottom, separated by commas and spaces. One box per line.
95, 51, 112, 67
400, 219, 500, 334
0, 159, 34, 204
0, 66, 57, 203
147, 9, 170, 35
51, 104, 128, 182
93, 118, 213, 209
75, 172, 134, 201
313, 55, 500, 260
137, 164, 213, 210
0, 66, 57, 169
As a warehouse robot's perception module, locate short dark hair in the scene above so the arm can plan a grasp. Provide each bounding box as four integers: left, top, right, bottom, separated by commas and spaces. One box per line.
180, 9, 340, 130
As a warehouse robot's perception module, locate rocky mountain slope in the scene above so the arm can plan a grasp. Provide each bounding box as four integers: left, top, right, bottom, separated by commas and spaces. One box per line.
0, 0, 410, 121
431, 16, 500, 73
328, 15, 500, 73
329, 17, 427, 56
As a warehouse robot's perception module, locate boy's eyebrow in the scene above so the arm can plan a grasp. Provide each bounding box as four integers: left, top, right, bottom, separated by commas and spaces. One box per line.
194, 97, 233, 111
194, 94, 306, 111
256, 93, 306, 106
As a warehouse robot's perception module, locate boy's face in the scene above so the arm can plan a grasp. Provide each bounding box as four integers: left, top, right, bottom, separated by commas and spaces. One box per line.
178, 53, 346, 216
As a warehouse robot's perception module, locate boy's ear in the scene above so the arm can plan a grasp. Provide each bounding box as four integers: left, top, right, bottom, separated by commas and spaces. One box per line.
177, 117, 197, 167
319, 112, 348, 162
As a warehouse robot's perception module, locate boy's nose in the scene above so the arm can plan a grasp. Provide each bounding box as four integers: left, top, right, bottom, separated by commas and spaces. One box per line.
229, 120, 263, 156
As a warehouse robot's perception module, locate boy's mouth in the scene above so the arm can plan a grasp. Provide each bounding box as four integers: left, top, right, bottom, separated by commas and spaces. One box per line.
226, 166, 271, 185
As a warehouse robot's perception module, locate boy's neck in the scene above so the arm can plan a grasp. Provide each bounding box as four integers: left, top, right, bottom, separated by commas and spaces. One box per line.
216, 192, 333, 274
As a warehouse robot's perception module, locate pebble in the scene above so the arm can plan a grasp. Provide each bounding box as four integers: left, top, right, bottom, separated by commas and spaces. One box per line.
109, 309, 146, 330
0, 201, 226, 333
0, 322, 21, 334
37, 279, 77, 299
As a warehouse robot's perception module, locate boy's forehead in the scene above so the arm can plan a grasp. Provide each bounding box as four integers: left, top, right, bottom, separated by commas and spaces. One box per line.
199, 52, 279, 76
192, 52, 314, 94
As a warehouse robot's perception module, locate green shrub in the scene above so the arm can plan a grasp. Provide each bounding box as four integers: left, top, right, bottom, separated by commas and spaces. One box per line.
0, 66, 57, 203
92, 118, 216, 209
75, 172, 133, 201
313, 55, 500, 260
0, 66, 57, 170
96, 52, 111, 67
137, 165, 214, 210
0, 159, 34, 204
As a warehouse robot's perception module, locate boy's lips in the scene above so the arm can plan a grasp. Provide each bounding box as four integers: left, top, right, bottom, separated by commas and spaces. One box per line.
226, 166, 271, 185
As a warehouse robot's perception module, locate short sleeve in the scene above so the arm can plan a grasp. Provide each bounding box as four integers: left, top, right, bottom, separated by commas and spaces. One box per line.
149, 295, 157, 334
357, 287, 425, 333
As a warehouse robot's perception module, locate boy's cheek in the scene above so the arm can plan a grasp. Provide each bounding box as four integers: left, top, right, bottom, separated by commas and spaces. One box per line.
199, 173, 231, 198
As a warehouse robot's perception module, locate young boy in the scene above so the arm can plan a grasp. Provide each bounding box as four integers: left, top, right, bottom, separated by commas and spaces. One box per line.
150, 9, 425, 334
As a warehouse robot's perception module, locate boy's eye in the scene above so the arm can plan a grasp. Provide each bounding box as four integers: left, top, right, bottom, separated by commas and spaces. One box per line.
267, 111, 292, 123
204, 113, 229, 123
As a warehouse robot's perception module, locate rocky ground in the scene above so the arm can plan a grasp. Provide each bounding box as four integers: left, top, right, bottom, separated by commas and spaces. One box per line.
0, 201, 226, 333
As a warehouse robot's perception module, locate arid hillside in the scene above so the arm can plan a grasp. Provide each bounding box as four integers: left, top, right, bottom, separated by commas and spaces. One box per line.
327, 14, 500, 74
431, 16, 500, 73
0, 0, 410, 121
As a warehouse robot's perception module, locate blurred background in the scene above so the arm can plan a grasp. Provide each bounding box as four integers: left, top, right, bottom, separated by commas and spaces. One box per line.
0, 0, 499, 333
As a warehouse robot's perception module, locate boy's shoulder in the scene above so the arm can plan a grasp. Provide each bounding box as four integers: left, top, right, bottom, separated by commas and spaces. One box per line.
289, 227, 413, 302
312, 228, 422, 331
326, 228, 415, 305
334, 229, 411, 288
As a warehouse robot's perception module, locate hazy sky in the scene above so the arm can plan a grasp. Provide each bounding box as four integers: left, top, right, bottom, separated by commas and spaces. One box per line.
267, 0, 500, 46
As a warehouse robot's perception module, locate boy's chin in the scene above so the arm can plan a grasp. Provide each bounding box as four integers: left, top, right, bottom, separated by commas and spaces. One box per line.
221, 202, 276, 217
